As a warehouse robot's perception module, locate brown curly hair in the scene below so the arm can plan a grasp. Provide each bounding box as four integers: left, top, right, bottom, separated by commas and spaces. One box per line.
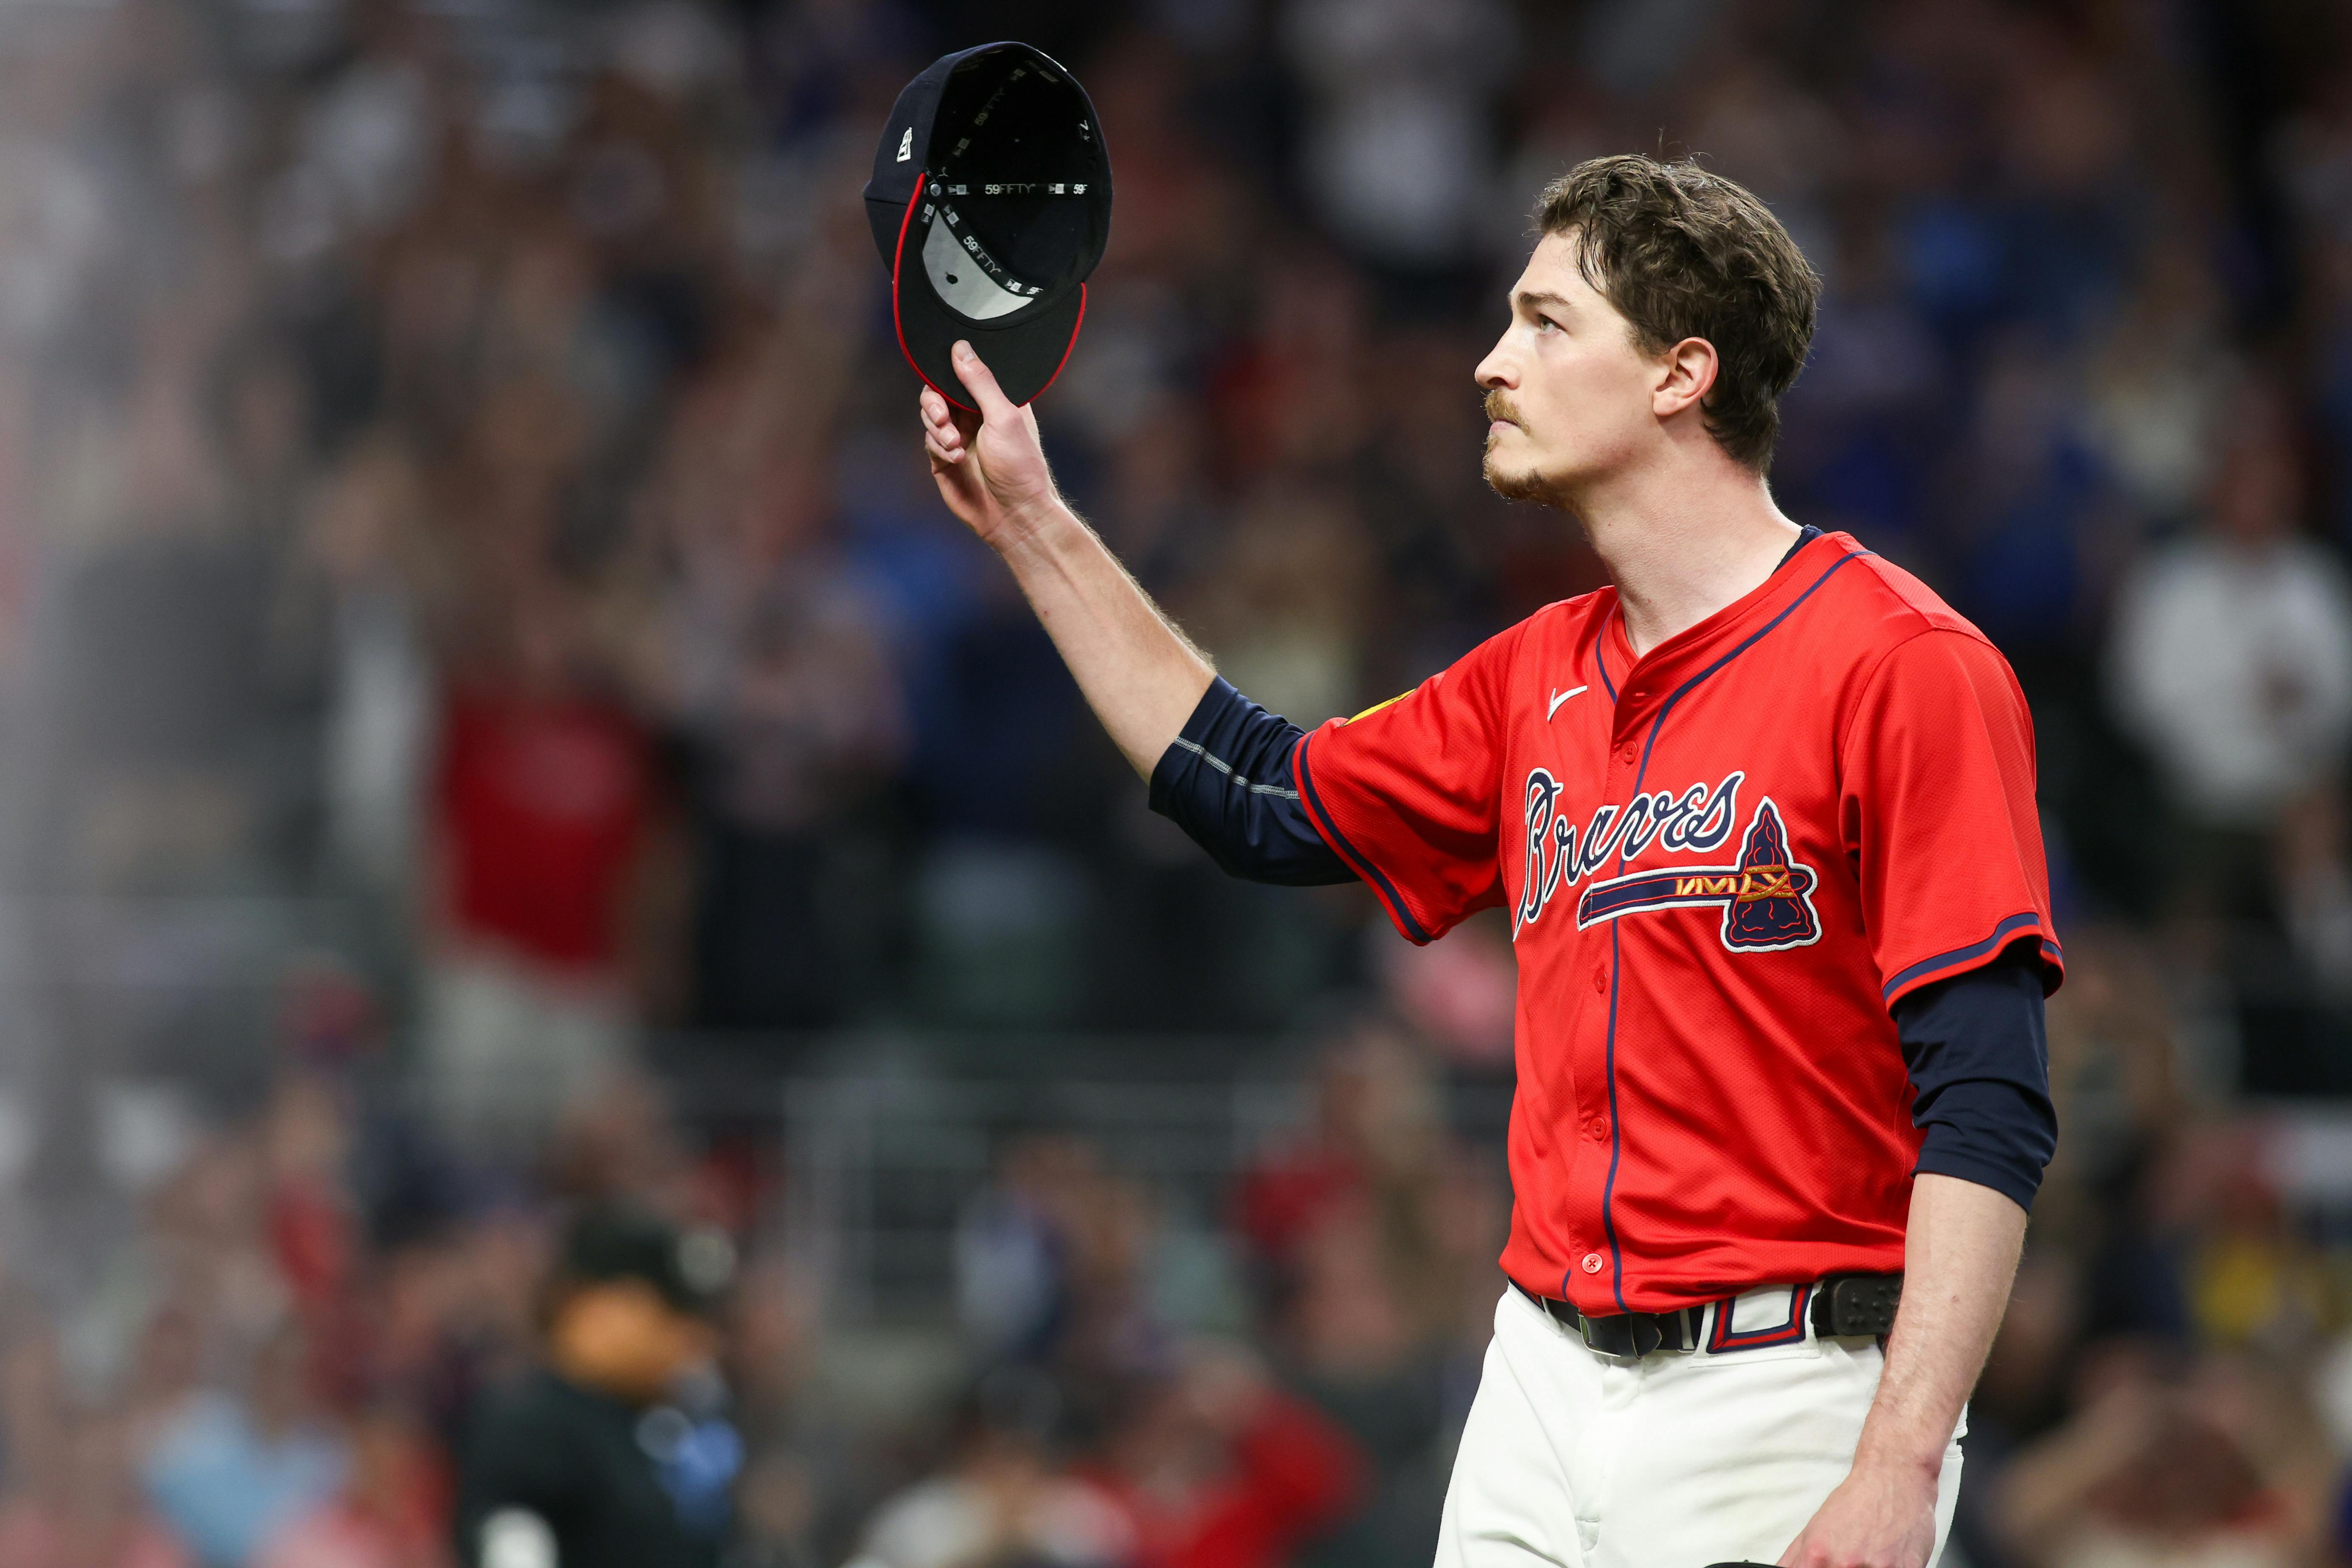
1534, 155, 1820, 473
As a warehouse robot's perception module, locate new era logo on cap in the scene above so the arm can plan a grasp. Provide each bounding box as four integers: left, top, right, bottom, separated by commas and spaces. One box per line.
863, 42, 1112, 409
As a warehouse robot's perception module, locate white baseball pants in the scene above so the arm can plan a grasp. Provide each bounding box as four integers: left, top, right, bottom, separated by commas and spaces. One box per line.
1435, 1285, 1965, 1568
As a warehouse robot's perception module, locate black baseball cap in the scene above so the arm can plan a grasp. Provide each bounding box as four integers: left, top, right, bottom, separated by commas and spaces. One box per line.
865, 42, 1112, 409
558, 1205, 737, 1316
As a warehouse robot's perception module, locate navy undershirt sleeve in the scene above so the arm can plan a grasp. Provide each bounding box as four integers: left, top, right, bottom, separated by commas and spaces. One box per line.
1891, 943, 2058, 1212
1148, 678, 1357, 886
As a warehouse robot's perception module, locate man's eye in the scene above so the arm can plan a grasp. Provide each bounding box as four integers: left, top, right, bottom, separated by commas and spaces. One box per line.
1535, 316, 1560, 334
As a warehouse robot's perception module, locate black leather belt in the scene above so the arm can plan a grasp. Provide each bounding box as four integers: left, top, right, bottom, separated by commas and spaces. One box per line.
1512, 1282, 1699, 1358
1514, 1272, 1903, 1359
1810, 1272, 1903, 1338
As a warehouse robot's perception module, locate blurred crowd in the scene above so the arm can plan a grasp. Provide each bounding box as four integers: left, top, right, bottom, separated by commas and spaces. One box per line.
0, 0, 2341, 1564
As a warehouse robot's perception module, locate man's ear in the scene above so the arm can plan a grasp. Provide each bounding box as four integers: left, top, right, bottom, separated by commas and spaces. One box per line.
1654, 337, 1720, 420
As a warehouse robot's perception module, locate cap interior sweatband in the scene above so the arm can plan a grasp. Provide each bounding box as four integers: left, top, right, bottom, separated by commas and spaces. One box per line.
921, 204, 1037, 319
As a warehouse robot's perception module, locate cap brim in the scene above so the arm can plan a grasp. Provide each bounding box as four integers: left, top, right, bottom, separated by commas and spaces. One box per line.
889, 185, 1084, 410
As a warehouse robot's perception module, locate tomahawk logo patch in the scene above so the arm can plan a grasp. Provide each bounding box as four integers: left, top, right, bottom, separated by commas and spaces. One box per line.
1574, 798, 1823, 952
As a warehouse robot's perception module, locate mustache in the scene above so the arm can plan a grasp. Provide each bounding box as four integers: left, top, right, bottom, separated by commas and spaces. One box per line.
1484, 391, 1521, 427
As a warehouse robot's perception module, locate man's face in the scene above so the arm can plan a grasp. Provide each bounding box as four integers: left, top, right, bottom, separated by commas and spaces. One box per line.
1476, 232, 1665, 507
552, 1280, 716, 1404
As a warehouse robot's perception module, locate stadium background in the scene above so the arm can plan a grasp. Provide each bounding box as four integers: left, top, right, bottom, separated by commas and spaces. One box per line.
0, 0, 2340, 1563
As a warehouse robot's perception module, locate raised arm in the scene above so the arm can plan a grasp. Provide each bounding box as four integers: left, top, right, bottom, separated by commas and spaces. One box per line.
921, 339, 1213, 778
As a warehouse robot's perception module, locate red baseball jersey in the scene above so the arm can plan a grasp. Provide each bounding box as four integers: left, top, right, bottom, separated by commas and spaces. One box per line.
1291, 530, 2062, 1315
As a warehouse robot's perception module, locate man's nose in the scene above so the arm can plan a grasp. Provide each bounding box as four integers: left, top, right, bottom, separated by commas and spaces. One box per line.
1474, 341, 1513, 390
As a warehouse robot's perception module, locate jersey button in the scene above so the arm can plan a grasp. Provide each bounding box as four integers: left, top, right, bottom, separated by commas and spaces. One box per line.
1591, 964, 1607, 994
1588, 1117, 1608, 1141
1581, 1253, 1604, 1274
1618, 743, 1638, 765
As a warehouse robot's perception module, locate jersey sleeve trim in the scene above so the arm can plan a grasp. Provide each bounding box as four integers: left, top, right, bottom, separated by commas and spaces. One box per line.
1880, 911, 2064, 1005
1292, 732, 1435, 945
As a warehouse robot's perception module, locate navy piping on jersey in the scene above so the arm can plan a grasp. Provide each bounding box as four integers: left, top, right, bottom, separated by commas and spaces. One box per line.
1596, 546, 1869, 1307
1594, 634, 1618, 703
1295, 737, 1435, 944
1599, 919, 1630, 1310
1882, 910, 2059, 1000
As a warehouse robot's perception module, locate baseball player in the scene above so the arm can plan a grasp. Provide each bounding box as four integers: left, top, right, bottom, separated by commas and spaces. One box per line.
916, 154, 2058, 1568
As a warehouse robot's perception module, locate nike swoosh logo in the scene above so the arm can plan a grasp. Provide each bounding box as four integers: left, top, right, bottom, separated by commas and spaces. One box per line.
1547, 685, 1588, 720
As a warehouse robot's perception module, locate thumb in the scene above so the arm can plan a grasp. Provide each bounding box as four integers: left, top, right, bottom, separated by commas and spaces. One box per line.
952, 340, 1022, 424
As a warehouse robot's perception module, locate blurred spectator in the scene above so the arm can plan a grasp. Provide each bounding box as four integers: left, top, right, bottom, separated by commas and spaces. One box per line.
255, 1405, 451, 1568
302, 431, 441, 900
420, 575, 674, 1154
650, 357, 904, 1034
1772, 216, 1949, 569
955, 1133, 1093, 1364
2158, 1125, 2328, 1357
1277, 0, 1514, 276
1077, 1343, 1362, 1568
1938, 329, 2113, 657
0, 1408, 190, 1568
2272, 790, 2352, 1003
843, 1367, 1129, 1568
722, 1256, 826, 1568
1272, 1188, 1453, 1568
1991, 1349, 2330, 1568
1234, 1014, 1444, 1301
140, 1323, 350, 1568
452, 1205, 737, 1568
2106, 400, 2352, 848
1229, 1019, 1496, 1568
264, 1067, 360, 1331
1373, 915, 1516, 1070
2083, 241, 2239, 531
1179, 481, 1371, 731
954, 1131, 1174, 1410
730, 1445, 824, 1568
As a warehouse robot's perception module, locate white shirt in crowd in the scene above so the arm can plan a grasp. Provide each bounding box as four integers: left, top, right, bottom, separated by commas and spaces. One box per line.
844, 1472, 1131, 1568
2107, 535, 2352, 829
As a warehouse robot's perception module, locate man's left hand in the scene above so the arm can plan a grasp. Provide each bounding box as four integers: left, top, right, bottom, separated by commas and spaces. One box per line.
1777, 1461, 1937, 1568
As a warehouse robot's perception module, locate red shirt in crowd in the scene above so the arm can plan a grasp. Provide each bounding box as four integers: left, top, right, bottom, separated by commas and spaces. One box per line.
1233, 1151, 1362, 1270
1081, 1391, 1364, 1568
434, 688, 654, 977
